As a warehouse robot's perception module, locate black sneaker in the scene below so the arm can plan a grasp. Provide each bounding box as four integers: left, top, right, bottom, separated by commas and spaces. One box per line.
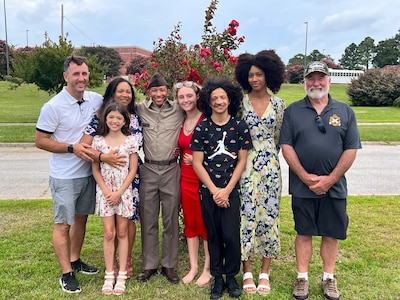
226, 275, 242, 298
210, 276, 226, 299
59, 272, 81, 293
71, 258, 99, 275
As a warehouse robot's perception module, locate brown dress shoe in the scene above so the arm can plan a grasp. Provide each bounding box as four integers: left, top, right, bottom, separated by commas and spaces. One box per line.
136, 269, 158, 282
161, 267, 180, 284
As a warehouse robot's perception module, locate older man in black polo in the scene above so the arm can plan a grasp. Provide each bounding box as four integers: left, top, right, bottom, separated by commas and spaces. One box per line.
279, 61, 361, 300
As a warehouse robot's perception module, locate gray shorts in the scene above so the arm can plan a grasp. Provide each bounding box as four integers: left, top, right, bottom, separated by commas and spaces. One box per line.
49, 176, 96, 225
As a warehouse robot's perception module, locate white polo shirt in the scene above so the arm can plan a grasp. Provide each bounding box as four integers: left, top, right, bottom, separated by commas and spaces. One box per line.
36, 87, 102, 179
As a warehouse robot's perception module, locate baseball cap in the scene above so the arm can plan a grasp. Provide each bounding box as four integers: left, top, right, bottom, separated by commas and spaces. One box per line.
304, 61, 329, 78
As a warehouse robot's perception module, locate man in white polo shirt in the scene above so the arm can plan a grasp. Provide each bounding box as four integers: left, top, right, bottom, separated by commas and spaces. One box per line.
35, 55, 103, 293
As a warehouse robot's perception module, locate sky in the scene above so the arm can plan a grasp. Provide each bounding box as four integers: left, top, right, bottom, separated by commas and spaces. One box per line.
2, 0, 400, 65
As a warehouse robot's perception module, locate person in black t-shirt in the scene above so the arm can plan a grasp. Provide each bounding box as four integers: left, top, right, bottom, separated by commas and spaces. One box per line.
190, 76, 252, 299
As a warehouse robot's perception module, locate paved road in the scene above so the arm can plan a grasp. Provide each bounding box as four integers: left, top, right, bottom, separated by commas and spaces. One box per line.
0, 143, 399, 200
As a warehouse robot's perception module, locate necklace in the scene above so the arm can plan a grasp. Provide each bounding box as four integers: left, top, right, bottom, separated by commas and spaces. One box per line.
184, 112, 201, 134
184, 122, 196, 134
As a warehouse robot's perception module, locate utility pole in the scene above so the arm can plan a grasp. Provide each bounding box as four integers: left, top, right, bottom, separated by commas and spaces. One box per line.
304, 21, 308, 69
61, 4, 64, 40
3, 0, 10, 77
26, 29, 29, 47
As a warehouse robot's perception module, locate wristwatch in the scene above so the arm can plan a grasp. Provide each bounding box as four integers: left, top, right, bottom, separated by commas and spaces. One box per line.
67, 144, 74, 153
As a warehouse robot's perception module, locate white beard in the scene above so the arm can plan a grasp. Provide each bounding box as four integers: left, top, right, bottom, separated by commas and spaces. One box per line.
305, 86, 329, 100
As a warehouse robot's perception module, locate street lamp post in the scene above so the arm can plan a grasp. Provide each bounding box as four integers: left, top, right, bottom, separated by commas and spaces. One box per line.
26, 29, 29, 47
3, 0, 10, 76
304, 21, 308, 69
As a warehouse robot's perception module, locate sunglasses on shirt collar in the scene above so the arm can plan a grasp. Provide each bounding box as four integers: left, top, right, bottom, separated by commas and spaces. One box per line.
315, 115, 326, 134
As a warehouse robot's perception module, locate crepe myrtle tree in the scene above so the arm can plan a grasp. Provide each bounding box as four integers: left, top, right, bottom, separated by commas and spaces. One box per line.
286, 63, 304, 84
133, 0, 245, 94
126, 55, 150, 76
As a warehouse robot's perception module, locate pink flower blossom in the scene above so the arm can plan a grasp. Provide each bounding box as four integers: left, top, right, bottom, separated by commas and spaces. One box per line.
229, 56, 238, 64
223, 48, 231, 56
200, 48, 211, 57
228, 27, 237, 36
229, 20, 240, 27
188, 68, 203, 84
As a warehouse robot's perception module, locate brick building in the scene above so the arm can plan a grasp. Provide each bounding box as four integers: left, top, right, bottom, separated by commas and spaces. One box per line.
112, 46, 152, 75
74, 45, 152, 81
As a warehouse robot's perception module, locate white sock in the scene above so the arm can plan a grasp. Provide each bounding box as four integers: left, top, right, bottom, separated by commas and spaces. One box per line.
323, 272, 334, 281
297, 272, 308, 281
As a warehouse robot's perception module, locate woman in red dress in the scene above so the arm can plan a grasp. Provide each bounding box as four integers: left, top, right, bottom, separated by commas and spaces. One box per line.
175, 81, 211, 286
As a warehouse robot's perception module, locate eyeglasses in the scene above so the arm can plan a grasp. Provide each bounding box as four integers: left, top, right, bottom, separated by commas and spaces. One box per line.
175, 81, 194, 89
315, 115, 326, 134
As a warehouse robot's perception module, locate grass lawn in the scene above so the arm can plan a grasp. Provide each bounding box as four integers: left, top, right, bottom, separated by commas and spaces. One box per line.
0, 196, 399, 299
1, 81, 399, 299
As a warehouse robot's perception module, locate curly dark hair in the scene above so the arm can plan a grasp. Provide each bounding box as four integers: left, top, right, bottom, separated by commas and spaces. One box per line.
199, 76, 243, 118
235, 49, 286, 94
97, 102, 131, 137
100, 77, 136, 116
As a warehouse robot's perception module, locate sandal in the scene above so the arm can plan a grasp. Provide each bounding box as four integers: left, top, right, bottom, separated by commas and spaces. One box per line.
102, 271, 114, 295
257, 273, 271, 296
113, 270, 127, 296
242, 272, 257, 294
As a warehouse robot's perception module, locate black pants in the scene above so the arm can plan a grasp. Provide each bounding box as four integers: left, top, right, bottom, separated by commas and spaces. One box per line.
200, 187, 241, 277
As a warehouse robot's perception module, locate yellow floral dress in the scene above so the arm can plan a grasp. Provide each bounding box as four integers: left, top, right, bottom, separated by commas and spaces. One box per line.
240, 94, 285, 260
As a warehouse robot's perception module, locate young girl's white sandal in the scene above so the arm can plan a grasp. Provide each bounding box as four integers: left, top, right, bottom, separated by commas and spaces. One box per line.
113, 270, 127, 295
102, 271, 114, 295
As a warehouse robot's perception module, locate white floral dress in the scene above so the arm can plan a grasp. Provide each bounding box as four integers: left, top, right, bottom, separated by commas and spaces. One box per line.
92, 134, 139, 218
240, 94, 285, 260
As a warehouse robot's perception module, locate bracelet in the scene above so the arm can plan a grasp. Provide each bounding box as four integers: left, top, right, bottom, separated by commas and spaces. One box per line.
98, 153, 103, 162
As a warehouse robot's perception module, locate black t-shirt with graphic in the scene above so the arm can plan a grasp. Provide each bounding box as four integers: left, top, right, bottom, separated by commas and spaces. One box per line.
190, 116, 252, 188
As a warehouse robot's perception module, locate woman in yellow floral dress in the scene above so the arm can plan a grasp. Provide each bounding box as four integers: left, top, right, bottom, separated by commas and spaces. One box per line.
235, 49, 286, 296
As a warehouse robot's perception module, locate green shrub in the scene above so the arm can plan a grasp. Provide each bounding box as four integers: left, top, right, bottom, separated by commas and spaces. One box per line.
393, 96, 400, 107
286, 63, 304, 83
347, 68, 400, 106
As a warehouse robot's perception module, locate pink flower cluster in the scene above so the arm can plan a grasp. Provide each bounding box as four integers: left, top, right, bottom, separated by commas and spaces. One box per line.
133, 14, 245, 93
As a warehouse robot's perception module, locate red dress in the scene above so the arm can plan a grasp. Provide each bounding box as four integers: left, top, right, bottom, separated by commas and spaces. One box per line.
178, 116, 207, 240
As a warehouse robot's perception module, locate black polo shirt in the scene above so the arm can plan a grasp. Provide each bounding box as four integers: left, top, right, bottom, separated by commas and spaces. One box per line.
279, 94, 362, 198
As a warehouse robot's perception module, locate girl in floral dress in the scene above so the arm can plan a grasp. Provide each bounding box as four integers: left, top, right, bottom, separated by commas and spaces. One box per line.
81, 77, 142, 279
235, 50, 286, 296
92, 102, 139, 295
